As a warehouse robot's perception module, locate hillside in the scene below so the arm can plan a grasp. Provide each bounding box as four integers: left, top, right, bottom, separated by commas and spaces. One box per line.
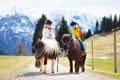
84, 30, 120, 58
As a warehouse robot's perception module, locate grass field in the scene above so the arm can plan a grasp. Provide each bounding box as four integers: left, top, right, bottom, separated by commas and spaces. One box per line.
86, 58, 120, 79
59, 57, 120, 79
0, 56, 34, 80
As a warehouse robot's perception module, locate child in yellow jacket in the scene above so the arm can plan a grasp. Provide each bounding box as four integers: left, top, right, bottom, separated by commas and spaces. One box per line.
70, 21, 87, 55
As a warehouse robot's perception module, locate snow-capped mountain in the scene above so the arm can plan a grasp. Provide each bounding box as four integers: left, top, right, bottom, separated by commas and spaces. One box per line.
0, 12, 36, 55
48, 10, 101, 33
0, 8, 101, 55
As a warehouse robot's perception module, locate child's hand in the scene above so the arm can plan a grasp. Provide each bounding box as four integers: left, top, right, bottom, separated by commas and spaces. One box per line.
75, 36, 79, 39
47, 36, 51, 39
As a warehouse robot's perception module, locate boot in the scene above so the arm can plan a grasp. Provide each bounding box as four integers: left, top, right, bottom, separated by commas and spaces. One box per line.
82, 51, 87, 56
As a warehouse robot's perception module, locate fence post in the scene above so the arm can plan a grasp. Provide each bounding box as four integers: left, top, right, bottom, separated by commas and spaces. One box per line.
114, 31, 117, 73
91, 40, 94, 70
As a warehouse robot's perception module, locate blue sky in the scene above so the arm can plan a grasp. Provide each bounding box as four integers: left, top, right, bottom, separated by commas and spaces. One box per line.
0, 0, 120, 17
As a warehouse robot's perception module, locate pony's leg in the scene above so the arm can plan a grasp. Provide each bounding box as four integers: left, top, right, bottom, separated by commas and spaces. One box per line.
40, 66, 42, 73
43, 57, 47, 73
75, 60, 79, 74
81, 55, 87, 72
69, 60, 73, 73
39, 59, 43, 73
51, 59, 55, 73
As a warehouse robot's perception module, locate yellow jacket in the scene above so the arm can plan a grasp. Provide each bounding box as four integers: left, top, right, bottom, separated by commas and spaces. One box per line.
71, 27, 83, 40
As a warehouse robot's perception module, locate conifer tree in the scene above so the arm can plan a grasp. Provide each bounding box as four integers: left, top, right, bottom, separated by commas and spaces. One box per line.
101, 17, 106, 32
57, 17, 69, 47
106, 17, 112, 32
119, 15, 120, 28
86, 29, 92, 38
101, 16, 113, 32
109, 15, 113, 30
32, 14, 47, 53
94, 20, 99, 34
113, 15, 118, 30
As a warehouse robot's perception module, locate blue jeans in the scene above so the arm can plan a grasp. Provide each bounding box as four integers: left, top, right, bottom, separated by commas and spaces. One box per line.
79, 40, 86, 51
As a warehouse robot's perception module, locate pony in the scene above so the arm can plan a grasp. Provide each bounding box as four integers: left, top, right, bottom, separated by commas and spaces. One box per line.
34, 39, 59, 73
61, 34, 86, 74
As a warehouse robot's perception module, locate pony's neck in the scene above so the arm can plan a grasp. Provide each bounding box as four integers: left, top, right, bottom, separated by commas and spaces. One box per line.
69, 38, 79, 48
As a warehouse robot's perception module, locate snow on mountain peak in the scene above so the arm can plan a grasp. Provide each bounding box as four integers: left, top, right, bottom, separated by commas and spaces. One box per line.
0, 9, 37, 54
48, 10, 101, 33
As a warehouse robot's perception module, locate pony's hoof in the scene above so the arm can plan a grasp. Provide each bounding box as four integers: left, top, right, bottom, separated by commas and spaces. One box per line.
42, 72, 46, 74
75, 72, 79, 74
52, 71, 54, 73
70, 71, 73, 73
81, 68, 85, 72
40, 69, 42, 73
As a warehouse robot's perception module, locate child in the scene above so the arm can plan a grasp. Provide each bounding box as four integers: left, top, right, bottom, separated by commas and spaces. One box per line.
42, 19, 55, 39
42, 20, 64, 56
70, 21, 87, 55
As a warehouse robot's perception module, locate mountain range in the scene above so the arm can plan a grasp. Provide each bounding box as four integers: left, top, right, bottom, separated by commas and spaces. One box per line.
0, 8, 101, 55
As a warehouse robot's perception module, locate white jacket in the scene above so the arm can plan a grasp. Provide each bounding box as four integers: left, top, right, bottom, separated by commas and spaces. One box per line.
42, 28, 55, 39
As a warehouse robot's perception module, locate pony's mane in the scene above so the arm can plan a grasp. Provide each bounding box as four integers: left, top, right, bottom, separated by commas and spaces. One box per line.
42, 39, 59, 55
72, 37, 79, 44
62, 34, 79, 44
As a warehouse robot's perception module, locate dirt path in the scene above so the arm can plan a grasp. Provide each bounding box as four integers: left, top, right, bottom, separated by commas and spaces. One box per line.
12, 59, 116, 80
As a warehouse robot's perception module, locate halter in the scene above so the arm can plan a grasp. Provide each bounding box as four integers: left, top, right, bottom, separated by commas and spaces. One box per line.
35, 49, 44, 60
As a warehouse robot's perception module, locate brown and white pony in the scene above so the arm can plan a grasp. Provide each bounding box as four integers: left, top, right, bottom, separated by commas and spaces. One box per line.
34, 39, 59, 73
62, 34, 86, 74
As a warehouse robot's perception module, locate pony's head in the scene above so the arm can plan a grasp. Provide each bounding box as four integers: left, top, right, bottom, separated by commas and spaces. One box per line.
34, 40, 44, 51
34, 40, 44, 68
62, 34, 70, 48
62, 34, 80, 56
61, 34, 72, 55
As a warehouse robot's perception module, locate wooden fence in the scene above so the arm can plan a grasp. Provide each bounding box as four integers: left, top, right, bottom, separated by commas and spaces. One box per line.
91, 31, 118, 73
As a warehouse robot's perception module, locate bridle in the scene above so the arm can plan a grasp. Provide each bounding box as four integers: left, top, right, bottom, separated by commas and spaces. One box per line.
35, 49, 44, 60
62, 37, 79, 50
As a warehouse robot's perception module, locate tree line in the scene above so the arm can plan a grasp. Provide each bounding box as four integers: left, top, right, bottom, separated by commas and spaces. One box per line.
94, 15, 120, 34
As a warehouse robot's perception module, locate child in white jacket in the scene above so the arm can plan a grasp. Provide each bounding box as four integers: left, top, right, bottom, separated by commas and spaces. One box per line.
42, 20, 55, 39
42, 20, 63, 56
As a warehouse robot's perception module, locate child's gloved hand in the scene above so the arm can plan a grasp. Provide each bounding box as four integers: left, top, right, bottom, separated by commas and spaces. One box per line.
75, 36, 79, 39
75, 36, 80, 40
